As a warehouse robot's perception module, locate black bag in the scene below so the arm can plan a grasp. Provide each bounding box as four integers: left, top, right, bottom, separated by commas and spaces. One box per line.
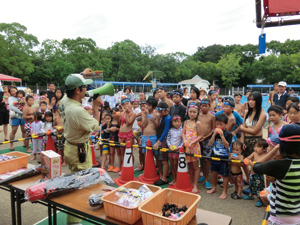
78, 143, 86, 163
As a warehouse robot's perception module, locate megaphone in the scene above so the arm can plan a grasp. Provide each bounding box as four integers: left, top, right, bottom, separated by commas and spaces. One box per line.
85, 83, 114, 97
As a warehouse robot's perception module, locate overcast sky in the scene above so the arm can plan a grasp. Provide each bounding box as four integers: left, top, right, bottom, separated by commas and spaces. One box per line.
1, 0, 300, 55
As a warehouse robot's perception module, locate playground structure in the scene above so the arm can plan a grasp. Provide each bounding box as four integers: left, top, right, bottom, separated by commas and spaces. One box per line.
256, 0, 300, 28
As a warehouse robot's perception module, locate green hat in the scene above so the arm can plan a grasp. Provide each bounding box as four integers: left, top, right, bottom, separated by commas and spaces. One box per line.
65, 74, 93, 89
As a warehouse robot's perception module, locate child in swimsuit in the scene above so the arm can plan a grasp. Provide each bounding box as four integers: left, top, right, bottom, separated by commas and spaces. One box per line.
267, 106, 283, 152
118, 98, 136, 173
108, 107, 121, 173
182, 104, 203, 193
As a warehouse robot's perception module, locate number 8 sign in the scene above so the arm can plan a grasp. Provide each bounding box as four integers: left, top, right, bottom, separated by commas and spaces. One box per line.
178, 152, 188, 173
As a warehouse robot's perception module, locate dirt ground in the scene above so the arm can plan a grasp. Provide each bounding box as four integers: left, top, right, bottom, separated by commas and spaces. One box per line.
0, 125, 268, 225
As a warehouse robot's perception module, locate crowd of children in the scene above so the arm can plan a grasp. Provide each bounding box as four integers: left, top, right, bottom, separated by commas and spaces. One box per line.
2, 82, 300, 224
93, 84, 300, 223
0, 85, 65, 163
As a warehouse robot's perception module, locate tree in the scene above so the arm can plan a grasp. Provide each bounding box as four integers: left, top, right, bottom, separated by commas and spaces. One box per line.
217, 53, 242, 88
287, 52, 300, 83
193, 44, 226, 63
30, 39, 75, 85
0, 22, 39, 80
62, 37, 97, 72
109, 40, 150, 82
191, 61, 219, 83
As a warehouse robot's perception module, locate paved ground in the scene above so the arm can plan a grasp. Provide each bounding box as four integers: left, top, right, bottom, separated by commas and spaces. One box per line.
0, 125, 267, 225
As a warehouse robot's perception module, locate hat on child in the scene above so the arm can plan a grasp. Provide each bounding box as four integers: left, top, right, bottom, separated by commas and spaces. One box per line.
278, 81, 287, 87
65, 74, 93, 90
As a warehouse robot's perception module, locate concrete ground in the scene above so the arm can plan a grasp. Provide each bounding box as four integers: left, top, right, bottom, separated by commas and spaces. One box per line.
0, 125, 268, 225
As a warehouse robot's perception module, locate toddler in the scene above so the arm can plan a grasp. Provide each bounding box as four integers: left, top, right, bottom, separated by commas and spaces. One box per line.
14, 90, 26, 111
101, 113, 112, 170
242, 138, 267, 207
30, 112, 44, 160
41, 111, 56, 149
38, 101, 49, 122
167, 115, 183, 185
229, 141, 244, 199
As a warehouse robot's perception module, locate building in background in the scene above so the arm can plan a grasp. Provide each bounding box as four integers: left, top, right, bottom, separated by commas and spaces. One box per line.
179, 75, 210, 92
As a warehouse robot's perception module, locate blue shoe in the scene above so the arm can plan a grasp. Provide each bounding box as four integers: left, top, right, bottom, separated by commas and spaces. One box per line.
198, 176, 205, 183
204, 181, 212, 190
242, 195, 254, 200
243, 187, 250, 195
255, 200, 263, 207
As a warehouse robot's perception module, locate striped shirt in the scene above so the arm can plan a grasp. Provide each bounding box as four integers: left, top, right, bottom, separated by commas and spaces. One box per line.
254, 159, 300, 217
270, 159, 300, 216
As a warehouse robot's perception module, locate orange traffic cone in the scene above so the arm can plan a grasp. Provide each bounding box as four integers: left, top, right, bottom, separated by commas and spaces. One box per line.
137, 139, 159, 184
90, 141, 100, 167
168, 146, 193, 192
45, 132, 55, 151
114, 141, 138, 186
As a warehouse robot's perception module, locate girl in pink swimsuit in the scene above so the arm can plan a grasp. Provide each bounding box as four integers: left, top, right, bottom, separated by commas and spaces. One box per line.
182, 104, 203, 193
267, 106, 283, 152
117, 98, 136, 173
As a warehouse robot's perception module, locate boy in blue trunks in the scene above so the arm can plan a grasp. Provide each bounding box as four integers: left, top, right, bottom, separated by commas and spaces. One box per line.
207, 113, 232, 200
141, 96, 159, 158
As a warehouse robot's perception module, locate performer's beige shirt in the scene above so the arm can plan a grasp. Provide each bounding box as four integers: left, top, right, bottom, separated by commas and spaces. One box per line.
59, 96, 99, 143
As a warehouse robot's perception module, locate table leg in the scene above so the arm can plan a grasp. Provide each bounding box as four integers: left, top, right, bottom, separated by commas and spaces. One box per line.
10, 189, 16, 225
16, 191, 22, 225
48, 203, 52, 225
53, 205, 57, 225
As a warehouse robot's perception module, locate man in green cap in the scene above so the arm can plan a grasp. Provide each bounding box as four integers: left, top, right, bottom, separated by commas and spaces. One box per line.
59, 69, 101, 225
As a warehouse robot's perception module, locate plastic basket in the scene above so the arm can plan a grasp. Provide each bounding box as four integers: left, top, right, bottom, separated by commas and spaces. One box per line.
101, 181, 162, 224
138, 188, 201, 225
0, 152, 29, 174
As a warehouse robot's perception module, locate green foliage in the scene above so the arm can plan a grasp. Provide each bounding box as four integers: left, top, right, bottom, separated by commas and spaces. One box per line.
1, 22, 300, 87
0, 22, 39, 79
217, 54, 242, 88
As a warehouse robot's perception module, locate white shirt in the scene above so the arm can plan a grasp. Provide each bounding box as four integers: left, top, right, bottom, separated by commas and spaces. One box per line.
132, 107, 142, 130
104, 94, 118, 108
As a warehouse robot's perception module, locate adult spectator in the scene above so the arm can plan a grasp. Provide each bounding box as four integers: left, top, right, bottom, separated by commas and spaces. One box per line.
8, 86, 26, 151
0, 89, 9, 141
139, 92, 146, 101
47, 82, 56, 103
268, 83, 278, 103
104, 93, 118, 108
59, 72, 101, 224
153, 88, 159, 101
24, 86, 32, 96
272, 81, 290, 111
210, 85, 219, 98
124, 86, 133, 101
183, 87, 190, 99
288, 88, 294, 96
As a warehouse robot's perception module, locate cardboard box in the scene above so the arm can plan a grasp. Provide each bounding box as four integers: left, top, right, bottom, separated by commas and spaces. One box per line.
41, 150, 61, 179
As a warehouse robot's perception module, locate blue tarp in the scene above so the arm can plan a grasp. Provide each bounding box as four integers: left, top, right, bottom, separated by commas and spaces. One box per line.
93, 81, 180, 87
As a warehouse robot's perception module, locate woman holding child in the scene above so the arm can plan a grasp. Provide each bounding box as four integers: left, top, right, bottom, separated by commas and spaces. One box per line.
240, 91, 266, 183
8, 86, 26, 151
